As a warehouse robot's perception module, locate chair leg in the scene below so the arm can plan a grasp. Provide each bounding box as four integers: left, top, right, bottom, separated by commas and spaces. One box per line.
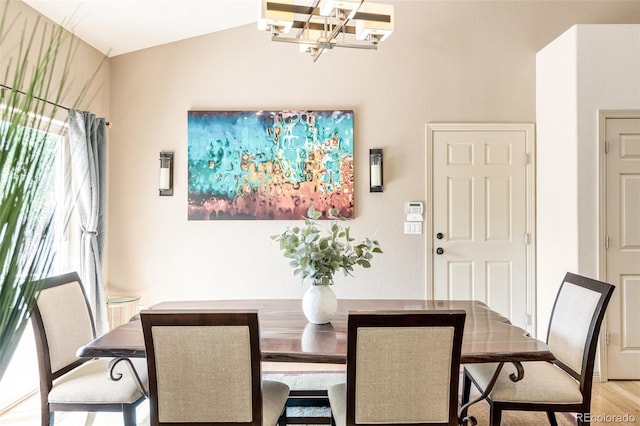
47, 411, 54, 426
489, 404, 502, 426
278, 406, 288, 425
123, 404, 136, 426
546, 411, 559, 426
84, 412, 96, 426
462, 370, 472, 405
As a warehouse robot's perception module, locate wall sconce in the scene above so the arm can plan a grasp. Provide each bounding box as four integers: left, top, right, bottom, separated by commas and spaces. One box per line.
159, 152, 173, 196
369, 148, 383, 192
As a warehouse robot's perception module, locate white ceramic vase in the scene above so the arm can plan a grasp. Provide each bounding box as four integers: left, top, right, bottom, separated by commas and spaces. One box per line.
302, 284, 338, 324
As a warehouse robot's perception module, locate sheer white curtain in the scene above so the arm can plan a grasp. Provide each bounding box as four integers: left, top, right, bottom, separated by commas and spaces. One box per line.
68, 110, 108, 335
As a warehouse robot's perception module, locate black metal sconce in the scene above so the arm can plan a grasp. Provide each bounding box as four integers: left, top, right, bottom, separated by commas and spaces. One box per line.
159, 152, 173, 196
369, 148, 383, 192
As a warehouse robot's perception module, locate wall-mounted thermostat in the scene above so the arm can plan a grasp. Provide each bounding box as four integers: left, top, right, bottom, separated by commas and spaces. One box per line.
406, 201, 423, 222
404, 201, 424, 234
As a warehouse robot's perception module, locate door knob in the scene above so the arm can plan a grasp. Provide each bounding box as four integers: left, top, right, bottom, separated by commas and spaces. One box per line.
436, 232, 444, 239
436, 247, 444, 255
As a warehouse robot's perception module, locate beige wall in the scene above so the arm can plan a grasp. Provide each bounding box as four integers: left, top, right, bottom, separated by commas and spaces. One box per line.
535, 26, 579, 336
106, 1, 640, 310
1, 1, 109, 119
536, 24, 640, 335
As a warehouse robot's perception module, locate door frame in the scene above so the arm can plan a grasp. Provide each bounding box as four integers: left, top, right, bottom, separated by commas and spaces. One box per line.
597, 109, 640, 381
425, 123, 537, 335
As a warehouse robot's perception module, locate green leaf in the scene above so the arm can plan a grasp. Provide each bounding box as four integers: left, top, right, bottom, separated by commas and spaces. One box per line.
272, 197, 383, 290
0, 3, 102, 381
307, 205, 322, 220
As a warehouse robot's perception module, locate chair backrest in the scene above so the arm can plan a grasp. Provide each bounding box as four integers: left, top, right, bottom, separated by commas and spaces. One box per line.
31, 272, 96, 387
546, 272, 614, 399
140, 309, 262, 426
345, 310, 466, 426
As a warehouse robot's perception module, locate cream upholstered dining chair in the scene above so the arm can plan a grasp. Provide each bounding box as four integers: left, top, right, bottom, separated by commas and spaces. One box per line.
328, 310, 466, 426
140, 309, 290, 426
30, 272, 148, 426
462, 272, 615, 426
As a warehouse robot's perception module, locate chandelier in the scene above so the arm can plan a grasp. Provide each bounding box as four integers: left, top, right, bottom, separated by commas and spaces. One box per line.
258, 0, 394, 62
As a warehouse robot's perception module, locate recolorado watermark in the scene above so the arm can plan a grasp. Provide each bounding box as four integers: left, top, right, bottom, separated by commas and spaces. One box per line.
577, 413, 637, 423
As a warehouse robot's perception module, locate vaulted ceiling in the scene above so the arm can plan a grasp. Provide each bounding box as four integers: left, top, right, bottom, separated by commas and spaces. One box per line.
22, 0, 261, 57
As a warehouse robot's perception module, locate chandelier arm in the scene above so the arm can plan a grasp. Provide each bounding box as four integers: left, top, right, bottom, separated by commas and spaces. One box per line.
270, 36, 378, 50
324, 0, 365, 44
294, 0, 323, 40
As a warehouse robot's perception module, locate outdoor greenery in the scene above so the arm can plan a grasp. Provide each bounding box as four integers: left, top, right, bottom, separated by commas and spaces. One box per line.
272, 206, 382, 286
0, 3, 96, 381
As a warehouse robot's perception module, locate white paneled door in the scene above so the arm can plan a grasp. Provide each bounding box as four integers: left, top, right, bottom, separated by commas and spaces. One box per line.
604, 115, 640, 379
427, 124, 535, 331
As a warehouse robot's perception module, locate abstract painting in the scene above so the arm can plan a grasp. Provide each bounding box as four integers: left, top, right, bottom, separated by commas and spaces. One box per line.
187, 110, 354, 220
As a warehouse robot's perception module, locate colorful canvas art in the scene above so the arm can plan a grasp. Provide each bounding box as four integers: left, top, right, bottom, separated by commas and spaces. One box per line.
187, 110, 354, 220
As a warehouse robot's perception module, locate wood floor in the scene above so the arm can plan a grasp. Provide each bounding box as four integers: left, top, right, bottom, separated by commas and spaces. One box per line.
590, 380, 640, 424
1, 379, 638, 425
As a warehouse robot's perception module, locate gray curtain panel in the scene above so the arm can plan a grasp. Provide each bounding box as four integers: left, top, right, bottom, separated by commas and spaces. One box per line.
68, 110, 108, 335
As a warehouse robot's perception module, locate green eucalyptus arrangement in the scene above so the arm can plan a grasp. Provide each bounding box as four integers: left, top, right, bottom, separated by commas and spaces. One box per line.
272, 206, 382, 286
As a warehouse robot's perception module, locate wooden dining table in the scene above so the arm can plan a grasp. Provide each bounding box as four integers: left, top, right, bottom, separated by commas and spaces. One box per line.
78, 298, 552, 364
77, 299, 553, 425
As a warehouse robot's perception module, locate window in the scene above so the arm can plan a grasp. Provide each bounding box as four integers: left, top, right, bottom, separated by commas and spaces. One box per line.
0, 113, 75, 412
